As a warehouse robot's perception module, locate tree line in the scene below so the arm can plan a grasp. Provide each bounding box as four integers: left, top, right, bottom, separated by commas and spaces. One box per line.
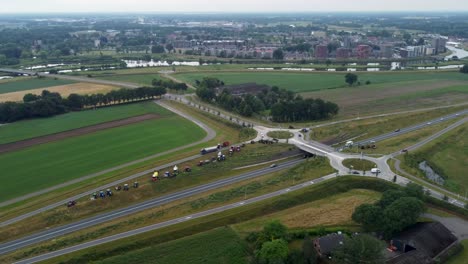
0, 86, 166, 123
151, 79, 188, 92
195, 77, 339, 122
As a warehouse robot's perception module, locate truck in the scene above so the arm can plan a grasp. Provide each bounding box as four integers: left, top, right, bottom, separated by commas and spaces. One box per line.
200, 146, 219, 155
345, 141, 354, 147
371, 168, 381, 174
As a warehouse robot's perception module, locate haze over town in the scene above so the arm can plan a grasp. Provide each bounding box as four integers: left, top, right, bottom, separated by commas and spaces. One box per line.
2, 0, 468, 13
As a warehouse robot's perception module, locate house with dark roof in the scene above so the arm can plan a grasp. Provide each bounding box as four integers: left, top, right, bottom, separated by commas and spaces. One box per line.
313, 233, 345, 258
386, 222, 458, 264
215, 83, 270, 96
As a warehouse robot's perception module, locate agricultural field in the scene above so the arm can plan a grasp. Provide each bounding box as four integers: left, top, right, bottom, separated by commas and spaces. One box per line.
97, 74, 164, 86
232, 189, 381, 234
0, 77, 75, 94
174, 71, 468, 117
0, 103, 206, 202
0, 82, 119, 102
0, 101, 170, 144
400, 123, 468, 195
94, 227, 249, 264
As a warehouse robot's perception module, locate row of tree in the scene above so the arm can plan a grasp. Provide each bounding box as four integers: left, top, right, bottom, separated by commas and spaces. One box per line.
151, 79, 188, 92
195, 77, 339, 122
0, 86, 166, 123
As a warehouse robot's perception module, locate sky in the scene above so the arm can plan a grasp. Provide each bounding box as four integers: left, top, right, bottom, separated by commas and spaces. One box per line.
1, 0, 468, 13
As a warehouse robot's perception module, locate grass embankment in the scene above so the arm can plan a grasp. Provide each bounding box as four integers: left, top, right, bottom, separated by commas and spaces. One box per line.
342, 159, 376, 171
3, 156, 333, 262
0, 77, 75, 94
310, 106, 465, 145
0, 102, 164, 144
267, 130, 294, 139
93, 227, 249, 264
398, 123, 468, 195
0, 103, 206, 202
14, 177, 392, 264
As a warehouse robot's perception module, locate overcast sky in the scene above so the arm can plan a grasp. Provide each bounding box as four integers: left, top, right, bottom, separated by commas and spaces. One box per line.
1, 0, 468, 13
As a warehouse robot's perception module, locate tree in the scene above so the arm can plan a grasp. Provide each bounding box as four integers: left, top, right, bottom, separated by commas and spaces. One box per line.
345, 73, 358, 86
382, 197, 425, 237
352, 204, 383, 231
263, 220, 288, 240
23, 93, 40, 103
151, 45, 165, 54
378, 189, 405, 208
404, 183, 424, 200
273, 49, 284, 60
257, 239, 289, 264
333, 234, 385, 264
302, 236, 317, 264
460, 64, 468, 74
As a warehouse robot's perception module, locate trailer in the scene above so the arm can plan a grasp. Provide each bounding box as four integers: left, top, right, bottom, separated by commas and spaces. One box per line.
201, 146, 219, 155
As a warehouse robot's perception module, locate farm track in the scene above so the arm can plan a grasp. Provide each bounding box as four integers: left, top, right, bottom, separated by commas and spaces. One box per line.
0, 114, 160, 154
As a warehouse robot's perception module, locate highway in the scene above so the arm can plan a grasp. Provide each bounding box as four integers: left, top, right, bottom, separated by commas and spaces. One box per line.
354, 109, 468, 146
0, 158, 304, 255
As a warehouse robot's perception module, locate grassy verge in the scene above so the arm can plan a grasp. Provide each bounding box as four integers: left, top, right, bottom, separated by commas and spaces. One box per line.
267, 131, 294, 139
0, 101, 170, 144
11, 177, 393, 264
2, 156, 333, 262
310, 105, 465, 145
397, 123, 467, 195
342, 159, 376, 171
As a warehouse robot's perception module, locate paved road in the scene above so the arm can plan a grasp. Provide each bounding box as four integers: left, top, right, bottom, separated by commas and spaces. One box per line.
0, 100, 216, 224
354, 110, 468, 146
0, 159, 304, 255
13, 172, 335, 264
423, 213, 468, 240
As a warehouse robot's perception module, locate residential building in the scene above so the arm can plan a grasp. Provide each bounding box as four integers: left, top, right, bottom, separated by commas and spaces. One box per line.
432, 38, 447, 54
336, 48, 351, 59
380, 44, 394, 58
314, 233, 345, 258
315, 45, 328, 59
356, 45, 372, 59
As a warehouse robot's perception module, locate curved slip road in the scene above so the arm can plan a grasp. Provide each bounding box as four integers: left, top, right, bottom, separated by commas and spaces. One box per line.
0, 158, 304, 255
0, 100, 216, 225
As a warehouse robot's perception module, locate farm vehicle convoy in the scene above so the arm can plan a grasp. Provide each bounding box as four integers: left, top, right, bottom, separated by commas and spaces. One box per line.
67, 139, 285, 208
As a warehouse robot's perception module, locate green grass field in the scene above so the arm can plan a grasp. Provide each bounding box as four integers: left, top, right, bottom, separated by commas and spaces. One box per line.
94, 227, 248, 264
174, 71, 468, 93
0, 102, 171, 144
342, 159, 376, 171
0, 104, 206, 202
0, 77, 75, 94
97, 74, 163, 86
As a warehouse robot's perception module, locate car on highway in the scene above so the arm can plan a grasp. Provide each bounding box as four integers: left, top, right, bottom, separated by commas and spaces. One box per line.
352, 171, 360, 175
270, 164, 277, 168
394, 128, 401, 132
401, 149, 408, 153
427, 122, 432, 125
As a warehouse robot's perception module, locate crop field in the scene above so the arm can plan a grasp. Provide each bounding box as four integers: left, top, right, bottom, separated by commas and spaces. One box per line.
0, 105, 206, 202
0, 82, 119, 102
0, 101, 171, 144
94, 227, 248, 264
0, 77, 75, 94
232, 189, 381, 233
97, 74, 164, 86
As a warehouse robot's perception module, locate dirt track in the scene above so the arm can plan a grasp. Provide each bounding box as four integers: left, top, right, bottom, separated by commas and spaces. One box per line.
0, 114, 159, 154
